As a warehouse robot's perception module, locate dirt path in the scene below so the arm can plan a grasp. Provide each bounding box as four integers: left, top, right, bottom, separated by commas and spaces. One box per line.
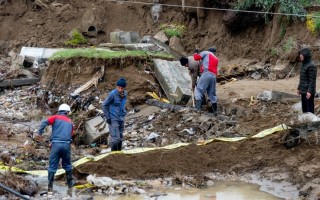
217, 76, 310, 100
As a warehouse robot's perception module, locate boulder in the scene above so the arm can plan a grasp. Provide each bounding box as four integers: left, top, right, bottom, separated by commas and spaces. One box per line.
84, 116, 109, 145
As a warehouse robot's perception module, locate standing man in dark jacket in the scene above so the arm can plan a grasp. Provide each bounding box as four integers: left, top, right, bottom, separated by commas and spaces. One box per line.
35, 103, 75, 192
102, 78, 127, 151
297, 47, 317, 113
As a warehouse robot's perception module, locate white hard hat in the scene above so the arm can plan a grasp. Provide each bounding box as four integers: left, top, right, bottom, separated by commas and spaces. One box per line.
58, 104, 71, 112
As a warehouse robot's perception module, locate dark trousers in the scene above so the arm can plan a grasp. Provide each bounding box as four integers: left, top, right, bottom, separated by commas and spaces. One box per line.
48, 142, 72, 173
301, 93, 315, 114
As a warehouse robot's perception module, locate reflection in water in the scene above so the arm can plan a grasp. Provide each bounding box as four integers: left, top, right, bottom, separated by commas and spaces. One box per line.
94, 181, 282, 200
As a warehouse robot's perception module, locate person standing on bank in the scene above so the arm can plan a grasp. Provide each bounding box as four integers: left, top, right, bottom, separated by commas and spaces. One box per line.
297, 47, 317, 113
193, 47, 219, 114
102, 78, 127, 151
35, 103, 75, 192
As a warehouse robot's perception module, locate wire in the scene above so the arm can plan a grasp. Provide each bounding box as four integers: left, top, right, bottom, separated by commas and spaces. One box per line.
105, 0, 319, 18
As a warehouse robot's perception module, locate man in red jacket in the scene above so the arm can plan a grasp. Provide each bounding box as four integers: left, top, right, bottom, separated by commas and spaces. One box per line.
193, 47, 218, 115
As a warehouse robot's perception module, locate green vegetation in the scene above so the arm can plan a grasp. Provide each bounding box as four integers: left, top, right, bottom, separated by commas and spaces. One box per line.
49, 48, 173, 61
306, 12, 320, 35
235, 0, 320, 20
64, 29, 88, 46
283, 37, 297, 52
270, 47, 278, 56
160, 23, 187, 38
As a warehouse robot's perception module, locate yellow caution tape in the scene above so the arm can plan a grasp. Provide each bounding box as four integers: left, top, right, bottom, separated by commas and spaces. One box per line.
214, 137, 247, 142
74, 183, 94, 189
252, 124, 290, 138
0, 124, 289, 176
146, 92, 170, 103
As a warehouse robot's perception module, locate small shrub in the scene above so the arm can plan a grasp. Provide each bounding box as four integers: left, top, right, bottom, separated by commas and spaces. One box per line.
65, 29, 87, 46
283, 37, 296, 53
270, 47, 278, 56
160, 23, 186, 38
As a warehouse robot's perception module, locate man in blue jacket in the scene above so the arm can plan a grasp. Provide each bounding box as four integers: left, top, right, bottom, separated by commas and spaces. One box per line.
35, 103, 75, 192
102, 78, 127, 151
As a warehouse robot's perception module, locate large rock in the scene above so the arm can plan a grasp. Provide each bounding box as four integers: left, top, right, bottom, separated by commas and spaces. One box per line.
110, 31, 140, 44
84, 116, 109, 145
257, 91, 299, 101
140, 36, 185, 60
169, 36, 186, 55
154, 31, 168, 44
153, 59, 192, 104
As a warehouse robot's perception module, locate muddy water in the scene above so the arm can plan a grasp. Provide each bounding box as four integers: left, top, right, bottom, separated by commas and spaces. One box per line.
94, 181, 282, 200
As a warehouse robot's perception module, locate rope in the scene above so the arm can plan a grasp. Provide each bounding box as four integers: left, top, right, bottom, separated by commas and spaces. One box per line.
104, 0, 320, 18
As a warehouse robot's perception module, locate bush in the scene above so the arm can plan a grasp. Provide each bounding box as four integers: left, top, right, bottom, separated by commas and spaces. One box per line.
160, 23, 186, 38
64, 29, 88, 46
283, 37, 296, 52
234, 0, 316, 21
306, 12, 320, 35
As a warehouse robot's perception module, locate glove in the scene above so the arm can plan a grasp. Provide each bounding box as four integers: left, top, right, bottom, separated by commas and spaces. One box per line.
194, 48, 199, 54
34, 134, 43, 142
107, 119, 111, 124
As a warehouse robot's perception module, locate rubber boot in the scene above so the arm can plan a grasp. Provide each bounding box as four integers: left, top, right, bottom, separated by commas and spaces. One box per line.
212, 103, 217, 116
195, 100, 202, 110
48, 172, 55, 192
117, 141, 122, 151
111, 144, 118, 151
66, 170, 75, 188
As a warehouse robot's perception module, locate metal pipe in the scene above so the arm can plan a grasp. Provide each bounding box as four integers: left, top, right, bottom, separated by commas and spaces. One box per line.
0, 182, 30, 200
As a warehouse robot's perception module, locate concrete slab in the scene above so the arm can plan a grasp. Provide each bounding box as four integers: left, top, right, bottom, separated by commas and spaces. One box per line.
20, 47, 63, 59
99, 43, 156, 51
84, 116, 109, 145
110, 31, 140, 44
153, 59, 192, 104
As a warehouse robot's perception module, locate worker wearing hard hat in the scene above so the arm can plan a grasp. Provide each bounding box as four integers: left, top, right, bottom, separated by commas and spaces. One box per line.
35, 103, 75, 193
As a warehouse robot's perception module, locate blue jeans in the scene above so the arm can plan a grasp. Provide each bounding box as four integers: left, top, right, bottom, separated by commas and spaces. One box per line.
48, 142, 72, 173
195, 72, 217, 104
109, 120, 124, 148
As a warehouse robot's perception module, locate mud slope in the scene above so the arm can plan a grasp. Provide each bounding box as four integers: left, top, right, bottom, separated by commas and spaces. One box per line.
0, 0, 317, 62
78, 133, 320, 188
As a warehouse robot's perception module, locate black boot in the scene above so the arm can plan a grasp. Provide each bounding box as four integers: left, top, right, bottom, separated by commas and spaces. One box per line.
111, 144, 118, 151
212, 103, 217, 116
66, 170, 75, 188
48, 172, 55, 192
195, 100, 202, 110
117, 141, 122, 151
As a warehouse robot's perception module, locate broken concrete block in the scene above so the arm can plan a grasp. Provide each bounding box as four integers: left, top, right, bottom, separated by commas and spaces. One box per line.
271, 91, 299, 100
153, 59, 192, 104
154, 31, 168, 44
251, 71, 261, 80
298, 113, 320, 122
110, 31, 140, 44
20, 47, 63, 60
257, 91, 299, 101
84, 116, 109, 145
257, 91, 272, 101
